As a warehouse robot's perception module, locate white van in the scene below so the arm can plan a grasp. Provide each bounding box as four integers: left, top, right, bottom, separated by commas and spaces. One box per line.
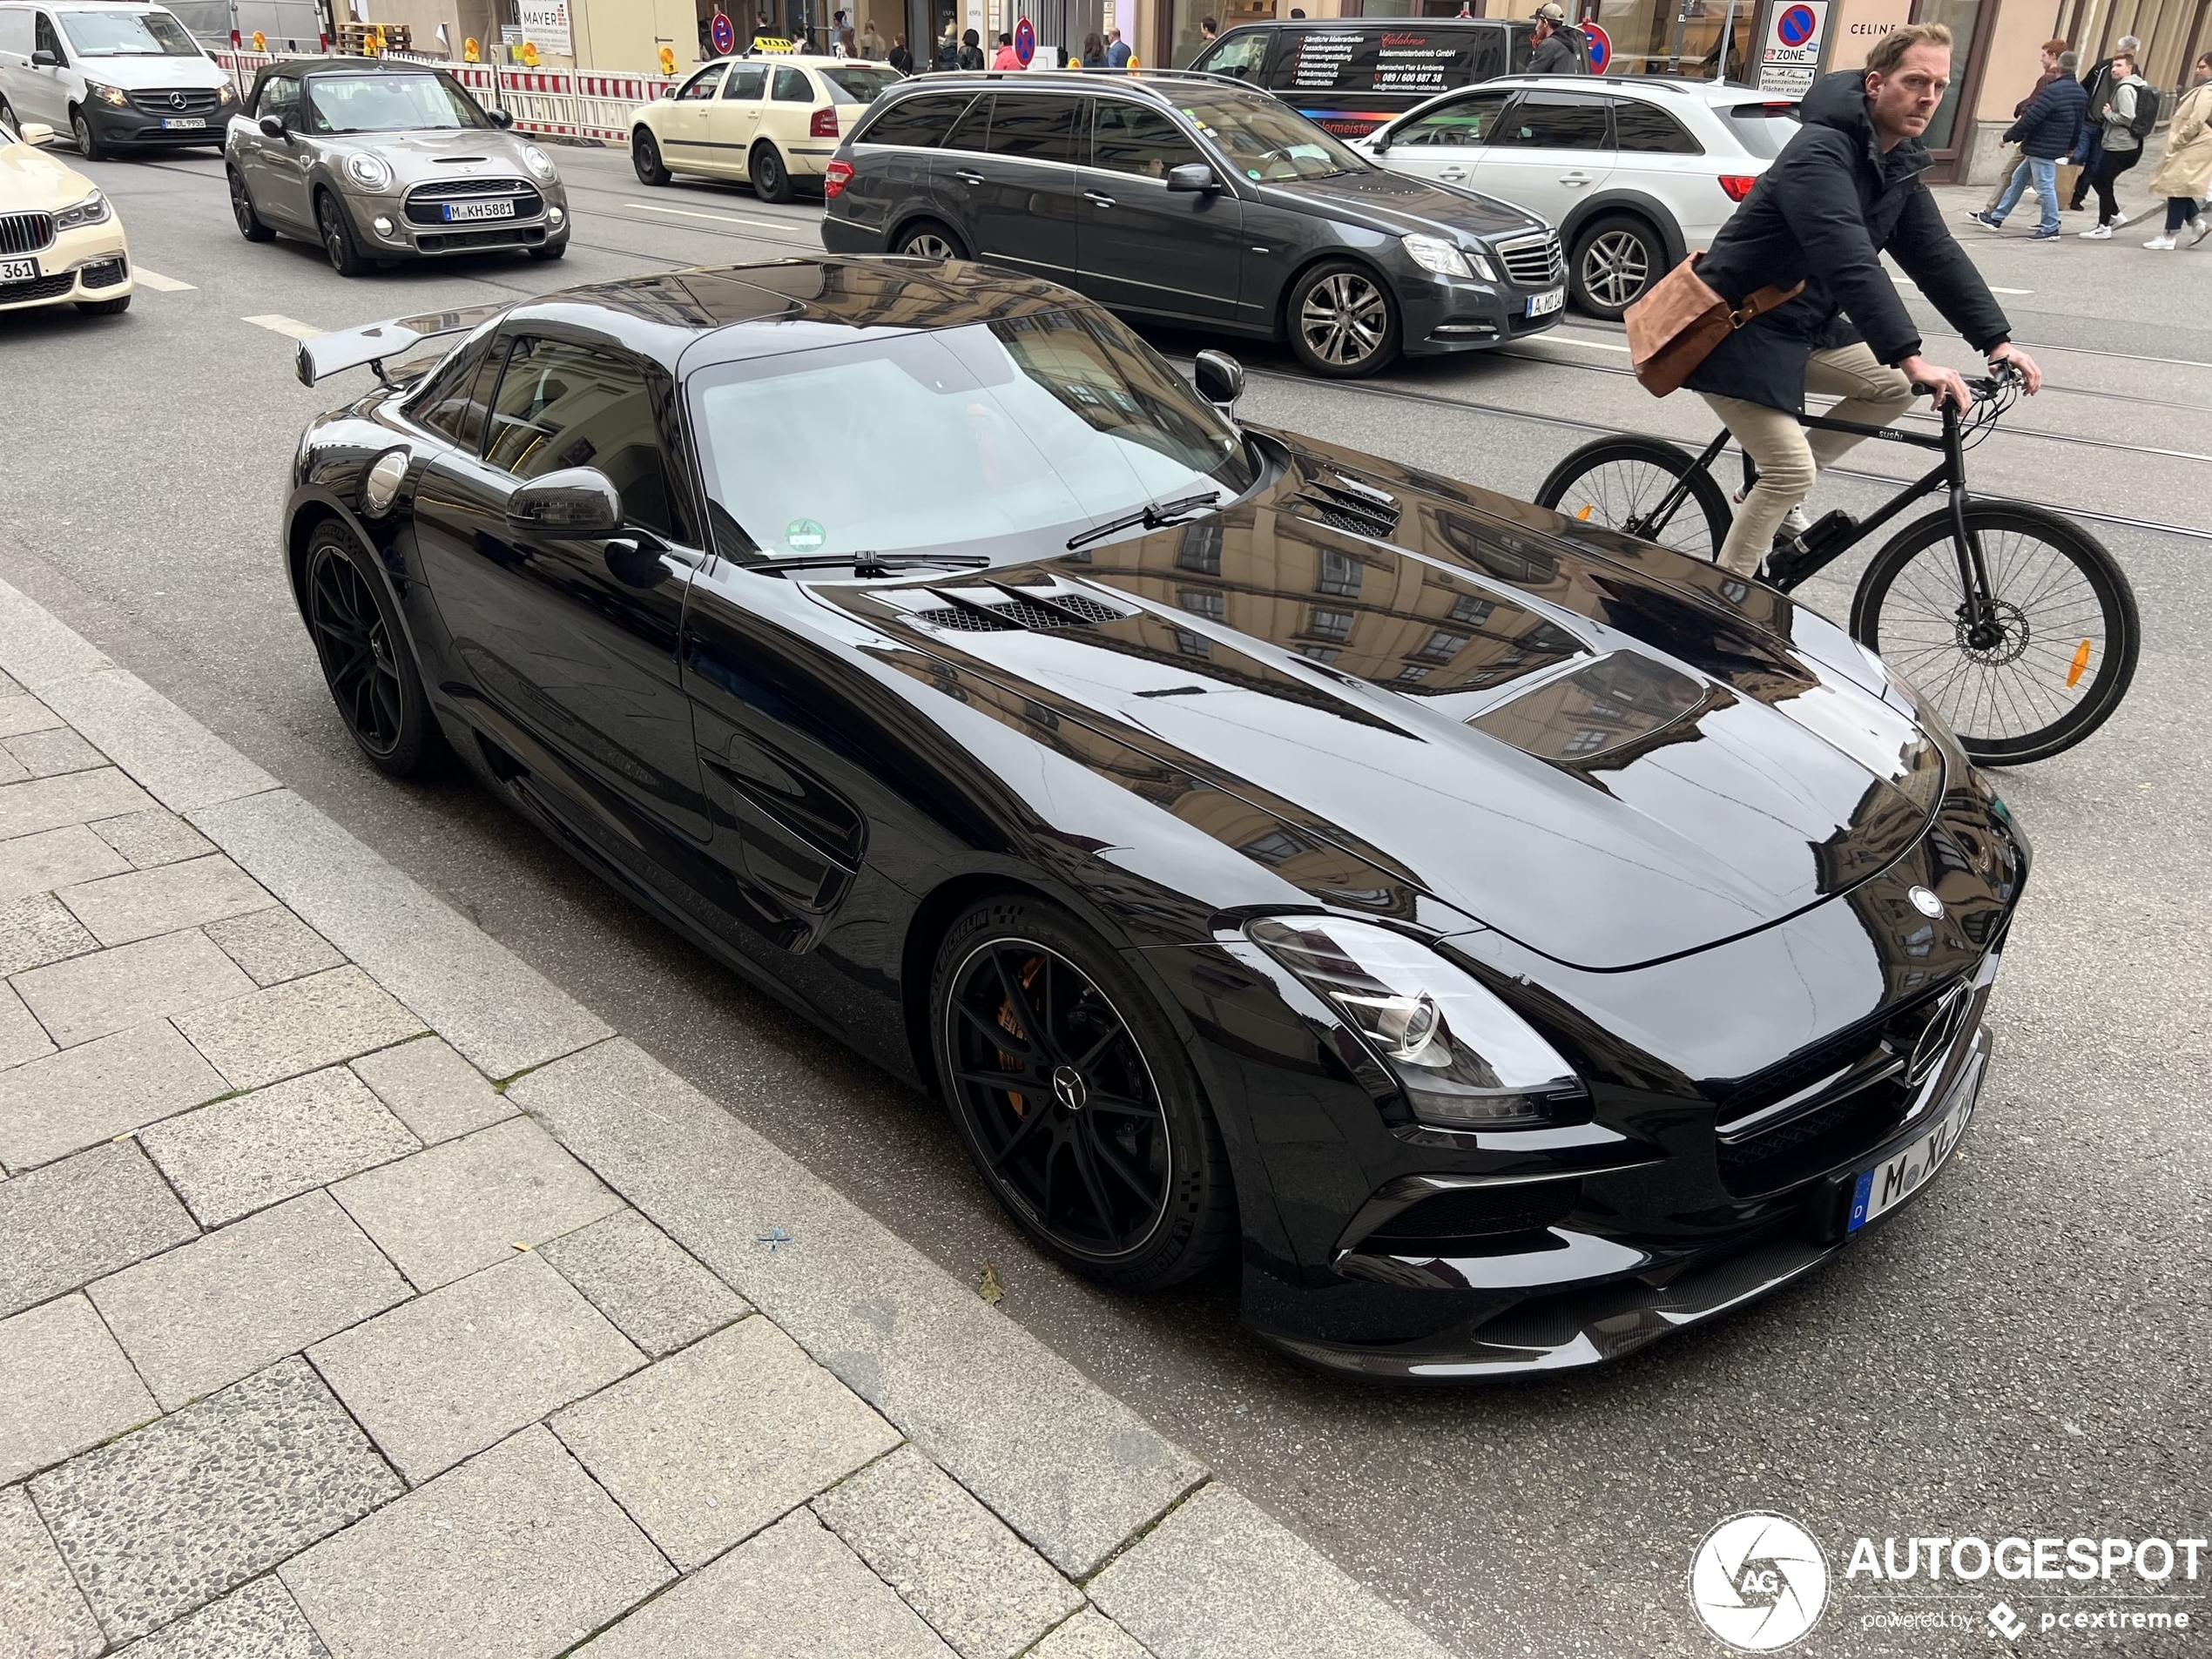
0, 1, 233, 159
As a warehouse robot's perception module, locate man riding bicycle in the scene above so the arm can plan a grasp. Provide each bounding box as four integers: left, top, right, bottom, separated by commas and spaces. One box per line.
1682, 24, 2043, 577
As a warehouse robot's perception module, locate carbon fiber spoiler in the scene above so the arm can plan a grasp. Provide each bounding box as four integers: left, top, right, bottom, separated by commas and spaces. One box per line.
293, 304, 507, 388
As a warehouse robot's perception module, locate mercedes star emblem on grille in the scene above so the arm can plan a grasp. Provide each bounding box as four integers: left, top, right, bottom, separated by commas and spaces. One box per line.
1907, 986, 1971, 1083
169, 91, 187, 109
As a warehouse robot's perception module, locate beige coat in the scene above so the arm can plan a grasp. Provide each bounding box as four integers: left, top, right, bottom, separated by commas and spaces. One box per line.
2149, 82, 2212, 200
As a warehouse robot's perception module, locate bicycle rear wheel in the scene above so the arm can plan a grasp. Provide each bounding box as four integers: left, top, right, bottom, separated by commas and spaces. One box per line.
1851, 502, 2139, 766
1535, 435, 1732, 562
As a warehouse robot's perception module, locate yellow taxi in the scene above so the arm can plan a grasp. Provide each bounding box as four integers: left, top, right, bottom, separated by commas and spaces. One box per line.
629, 52, 900, 204
1, 111, 132, 317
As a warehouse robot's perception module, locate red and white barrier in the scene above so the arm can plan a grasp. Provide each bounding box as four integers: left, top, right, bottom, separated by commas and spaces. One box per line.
211, 48, 675, 145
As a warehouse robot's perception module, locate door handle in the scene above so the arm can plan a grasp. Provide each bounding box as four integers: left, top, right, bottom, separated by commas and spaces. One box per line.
1438, 166, 1467, 182
1083, 190, 1115, 206
1561, 171, 1592, 186
954, 168, 984, 185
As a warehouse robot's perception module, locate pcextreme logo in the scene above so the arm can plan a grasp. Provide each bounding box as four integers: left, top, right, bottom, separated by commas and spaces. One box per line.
1689, 1512, 1831, 1651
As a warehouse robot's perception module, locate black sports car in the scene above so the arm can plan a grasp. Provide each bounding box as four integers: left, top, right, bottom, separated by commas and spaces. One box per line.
284, 257, 2026, 1379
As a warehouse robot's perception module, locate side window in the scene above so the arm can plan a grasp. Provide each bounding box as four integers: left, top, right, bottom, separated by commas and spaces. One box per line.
722, 63, 766, 99
1468, 28, 1506, 80
0, 11, 32, 55
1506, 24, 1534, 73
1614, 102, 1702, 155
856, 91, 967, 146
412, 337, 502, 453
1197, 30, 1265, 81
986, 93, 1076, 163
941, 91, 992, 153
32, 10, 64, 58
485, 339, 684, 542
1089, 100, 1200, 179
1394, 89, 1511, 147
259, 74, 301, 125
675, 64, 725, 100
772, 65, 811, 101
1490, 92, 1612, 150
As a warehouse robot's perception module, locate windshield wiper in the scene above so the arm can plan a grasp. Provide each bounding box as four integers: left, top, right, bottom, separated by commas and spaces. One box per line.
759, 551, 992, 578
1065, 489, 1222, 552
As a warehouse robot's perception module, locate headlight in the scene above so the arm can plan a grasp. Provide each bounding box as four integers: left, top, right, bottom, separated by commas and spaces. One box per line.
217, 84, 236, 105
1401, 233, 1474, 280
344, 152, 395, 190
521, 143, 556, 181
1247, 916, 1584, 1130
53, 190, 111, 230
90, 83, 130, 106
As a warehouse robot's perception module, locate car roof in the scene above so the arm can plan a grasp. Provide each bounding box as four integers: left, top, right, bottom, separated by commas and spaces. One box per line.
1474, 73, 1796, 105
875, 68, 1279, 105
702, 52, 889, 68
1212, 15, 1524, 26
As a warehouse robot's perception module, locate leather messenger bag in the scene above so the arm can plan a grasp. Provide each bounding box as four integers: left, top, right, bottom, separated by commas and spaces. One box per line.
1624, 253, 1804, 397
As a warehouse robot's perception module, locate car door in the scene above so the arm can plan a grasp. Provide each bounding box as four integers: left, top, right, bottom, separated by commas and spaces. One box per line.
931, 90, 1079, 283
709, 60, 765, 177
408, 331, 712, 860
1076, 97, 1241, 323
753, 61, 812, 176
659, 61, 725, 171
0, 8, 32, 121
1377, 86, 1511, 192
1470, 89, 1615, 226
244, 71, 314, 227
23, 9, 67, 126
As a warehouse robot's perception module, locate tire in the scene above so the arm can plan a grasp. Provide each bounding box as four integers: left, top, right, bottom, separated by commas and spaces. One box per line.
316, 191, 367, 278
928, 893, 1237, 1291
527, 237, 568, 261
228, 165, 275, 242
632, 127, 670, 185
1851, 501, 2139, 766
894, 218, 966, 260
1535, 434, 1732, 561
1286, 259, 1400, 378
749, 141, 792, 205
75, 293, 130, 315
1569, 212, 1664, 321
0, 98, 17, 132
71, 109, 107, 162
301, 521, 447, 778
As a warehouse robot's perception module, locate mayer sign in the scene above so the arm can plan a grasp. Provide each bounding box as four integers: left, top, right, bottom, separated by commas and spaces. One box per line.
1757, 0, 1827, 97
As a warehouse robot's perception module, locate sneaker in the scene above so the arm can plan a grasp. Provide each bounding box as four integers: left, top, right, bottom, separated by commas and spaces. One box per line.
1966, 210, 2005, 231
2080, 223, 2113, 239
2192, 221, 2211, 248
1777, 506, 1811, 541
2028, 226, 2060, 240
2145, 234, 2178, 249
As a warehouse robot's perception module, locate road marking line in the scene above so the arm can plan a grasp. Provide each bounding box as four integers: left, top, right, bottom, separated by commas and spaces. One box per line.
621, 201, 799, 233
243, 314, 323, 341
1525, 333, 1632, 354
1990, 286, 2034, 294
132, 267, 195, 292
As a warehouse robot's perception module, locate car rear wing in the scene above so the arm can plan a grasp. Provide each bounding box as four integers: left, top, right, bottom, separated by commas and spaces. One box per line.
293, 303, 508, 388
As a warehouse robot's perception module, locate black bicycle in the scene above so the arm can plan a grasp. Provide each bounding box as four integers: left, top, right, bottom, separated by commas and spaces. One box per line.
1535, 367, 2139, 765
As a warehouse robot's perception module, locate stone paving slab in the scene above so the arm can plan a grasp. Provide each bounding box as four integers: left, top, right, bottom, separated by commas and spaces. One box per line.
5, 728, 107, 781
170, 966, 425, 1094
89, 1191, 412, 1411
0, 771, 158, 846
203, 907, 345, 989
0, 692, 64, 739
138, 1067, 419, 1230
347, 1036, 513, 1147
0, 1019, 230, 1174
331, 1116, 624, 1291
30, 1357, 401, 1643
13, 929, 254, 1051
280, 1426, 672, 1659
36, 671, 276, 819
0, 825, 127, 907
580, 1509, 952, 1659
57, 855, 273, 949
308, 1251, 644, 1485
0, 1142, 199, 1318
115, 1575, 330, 1659
538, 1208, 749, 1358
0, 1483, 103, 1659
0, 981, 54, 1069
551, 1315, 899, 1572
1029, 1609, 1157, 1659
0, 892, 98, 977
814, 1444, 1084, 1659
0, 583, 111, 692
88, 811, 214, 873
0, 1294, 159, 1485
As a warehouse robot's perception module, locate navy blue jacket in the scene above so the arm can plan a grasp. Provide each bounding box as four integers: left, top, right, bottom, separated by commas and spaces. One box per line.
1683, 72, 2011, 413
2005, 74, 2087, 159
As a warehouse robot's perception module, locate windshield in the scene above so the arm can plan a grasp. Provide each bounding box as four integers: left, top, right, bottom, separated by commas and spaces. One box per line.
306, 73, 489, 133
57, 8, 204, 56
1176, 92, 1367, 181
690, 308, 1257, 563
1724, 101, 1801, 159
821, 64, 898, 103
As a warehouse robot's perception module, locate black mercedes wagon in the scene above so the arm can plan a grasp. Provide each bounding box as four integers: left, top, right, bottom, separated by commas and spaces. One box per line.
819, 70, 1566, 377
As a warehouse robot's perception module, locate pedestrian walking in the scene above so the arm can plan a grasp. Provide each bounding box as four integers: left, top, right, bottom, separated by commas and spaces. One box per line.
2080, 49, 2156, 237
959, 28, 985, 69
1081, 30, 1107, 67
2068, 36, 2140, 212
1967, 47, 2084, 239
2145, 52, 2212, 248
1527, 2, 1589, 74
888, 29, 910, 70
991, 31, 1019, 68
1105, 26, 1131, 67
1649, 25, 2043, 577
1984, 39, 2070, 211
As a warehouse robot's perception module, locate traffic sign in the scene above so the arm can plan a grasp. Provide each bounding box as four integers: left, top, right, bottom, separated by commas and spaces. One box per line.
1581, 20, 1610, 73
1757, 0, 1827, 98
1777, 4, 1817, 47
1014, 15, 1035, 66
710, 10, 735, 54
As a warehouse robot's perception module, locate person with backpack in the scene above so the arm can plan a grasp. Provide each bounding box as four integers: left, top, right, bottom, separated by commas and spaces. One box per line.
1527, 3, 1589, 74
2145, 52, 2212, 248
2068, 36, 2140, 212
2080, 49, 2157, 238
1968, 46, 2087, 239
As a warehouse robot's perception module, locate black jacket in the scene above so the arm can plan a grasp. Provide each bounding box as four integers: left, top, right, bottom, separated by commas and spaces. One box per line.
2005, 73, 2087, 159
1527, 27, 1588, 74
1683, 72, 2010, 413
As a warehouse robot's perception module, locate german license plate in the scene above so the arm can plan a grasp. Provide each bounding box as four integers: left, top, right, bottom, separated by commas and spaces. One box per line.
1846, 1060, 1979, 1232
161, 116, 206, 129
1527, 287, 1564, 318
0, 257, 37, 282
443, 199, 516, 221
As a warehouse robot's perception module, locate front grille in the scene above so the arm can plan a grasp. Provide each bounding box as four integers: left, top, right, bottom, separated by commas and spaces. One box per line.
0, 212, 54, 257
126, 87, 224, 116
78, 257, 127, 289
0, 271, 78, 304
402, 179, 544, 228
1716, 1085, 1902, 1197
417, 225, 548, 252
1360, 1181, 1579, 1252
1298, 478, 1399, 540
1496, 231, 1564, 290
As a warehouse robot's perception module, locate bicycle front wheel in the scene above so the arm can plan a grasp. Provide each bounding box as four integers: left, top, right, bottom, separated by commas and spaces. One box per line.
1851, 502, 2139, 766
1535, 435, 1732, 562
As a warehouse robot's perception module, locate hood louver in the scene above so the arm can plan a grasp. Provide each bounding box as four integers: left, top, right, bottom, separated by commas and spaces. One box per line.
912, 590, 1131, 632
1298, 476, 1401, 542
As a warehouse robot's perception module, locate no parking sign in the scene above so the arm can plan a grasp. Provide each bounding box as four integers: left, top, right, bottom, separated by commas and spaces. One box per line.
1581, 20, 1610, 73
710, 10, 735, 53
1014, 16, 1035, 65
1757, 0, 1827, 98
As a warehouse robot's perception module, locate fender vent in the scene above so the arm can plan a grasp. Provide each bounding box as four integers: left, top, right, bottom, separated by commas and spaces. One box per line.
914, 592, 1130, 631
1360, 1181, 1578, 1252
1299, 478, 1400, 541
912, 605, 1020, 631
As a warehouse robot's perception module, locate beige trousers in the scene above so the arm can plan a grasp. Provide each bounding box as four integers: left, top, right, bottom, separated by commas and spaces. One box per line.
1698, 343, 1918, 577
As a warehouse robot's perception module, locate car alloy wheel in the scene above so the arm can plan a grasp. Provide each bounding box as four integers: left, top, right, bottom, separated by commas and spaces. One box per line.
317, 193, 366, 277
302, 523, 443, 776
1579, 228, 1652, 312
1293, 266, 1394, 375
229, 166, 274, 241
72, 112, 104, 161
898, 226, 961, 260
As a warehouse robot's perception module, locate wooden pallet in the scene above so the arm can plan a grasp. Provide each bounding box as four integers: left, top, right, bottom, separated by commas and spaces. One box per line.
334, 20, 411, 54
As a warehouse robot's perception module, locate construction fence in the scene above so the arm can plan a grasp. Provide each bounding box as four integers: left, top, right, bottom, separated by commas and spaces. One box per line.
211, 50, 675, 143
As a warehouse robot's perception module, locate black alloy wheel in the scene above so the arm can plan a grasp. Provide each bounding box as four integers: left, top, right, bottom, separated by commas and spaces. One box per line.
229, 166, 275, 241
317, 192, 367, 278
302, 523, 444, 777
1287, 259, 1400, 378
750, 141, 792, 205
72, 109, 107, 162
930, 895, 1234, 1290
1569, 213, 1662, 320
895, 219, 965, 260
632, 127, 670, 185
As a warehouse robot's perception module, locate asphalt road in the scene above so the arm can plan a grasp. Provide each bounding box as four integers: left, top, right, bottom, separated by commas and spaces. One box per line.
3, 139, 2207, 1658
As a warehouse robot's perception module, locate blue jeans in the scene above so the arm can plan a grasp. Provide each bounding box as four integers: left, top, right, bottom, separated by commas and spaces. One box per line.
1992, 155, 2060, 233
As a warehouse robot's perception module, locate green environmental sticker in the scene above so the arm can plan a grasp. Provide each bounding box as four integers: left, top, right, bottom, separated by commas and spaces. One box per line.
785, 518, 826, 552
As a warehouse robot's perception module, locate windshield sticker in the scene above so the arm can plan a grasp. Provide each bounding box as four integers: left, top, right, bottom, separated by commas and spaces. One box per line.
785, 518, 826, 552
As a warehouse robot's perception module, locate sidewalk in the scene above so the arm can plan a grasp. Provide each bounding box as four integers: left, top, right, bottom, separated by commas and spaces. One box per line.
0, 577, 1456, 1659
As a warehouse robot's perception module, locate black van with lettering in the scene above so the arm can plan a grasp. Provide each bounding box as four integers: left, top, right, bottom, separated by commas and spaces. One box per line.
1187, 19, 1541, 140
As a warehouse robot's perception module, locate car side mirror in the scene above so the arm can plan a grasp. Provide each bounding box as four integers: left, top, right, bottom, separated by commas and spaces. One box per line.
31, 48, 58, 67
1192, 348, 1243, 415
1370, 131, 1391, 154
1166, 161, 1219, 193
509, 468, 624, 536
489, 107, 514, 128
19, 121, 55, 146
258, 113, 287, 138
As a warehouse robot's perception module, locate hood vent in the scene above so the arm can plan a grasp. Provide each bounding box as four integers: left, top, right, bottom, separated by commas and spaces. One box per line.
1299, 476, 1400, 542
912, 590, 1130, 632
